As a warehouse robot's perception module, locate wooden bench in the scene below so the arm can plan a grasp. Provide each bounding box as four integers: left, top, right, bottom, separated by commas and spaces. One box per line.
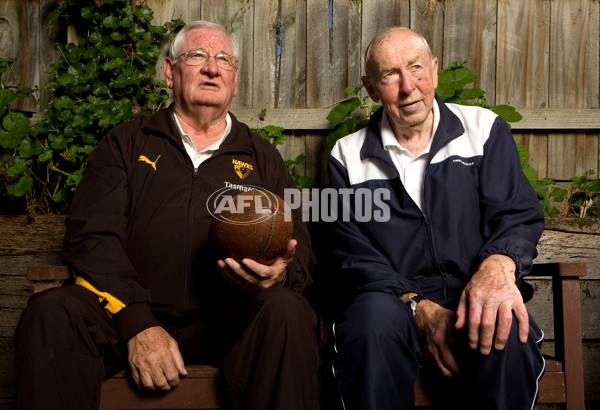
27, 262, 586, 409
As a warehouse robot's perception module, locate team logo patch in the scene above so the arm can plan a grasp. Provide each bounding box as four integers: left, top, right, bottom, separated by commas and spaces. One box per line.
233, 159, 253, 180
139, 155, 161, 171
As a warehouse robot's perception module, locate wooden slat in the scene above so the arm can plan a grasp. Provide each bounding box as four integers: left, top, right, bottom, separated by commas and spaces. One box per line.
330, 0, 352, 103
28, 108, 600, 131
411, 0, 444, 63
557, 278, 586, 409
361, 0, 410, 60
443, 0, 497, 102
496, 0, 550, 177
0, 1, 36, 112
548, 0, 600, 180
252, 1, 278, 109
27, 265, 69, 281
306, 0, 332, 107
496, 0, 550, 109
100, 365, 222, 409
144, 0, 188, 87
537, 363, 566, 403
278, 0, 307, 109
199, 0, 254, 110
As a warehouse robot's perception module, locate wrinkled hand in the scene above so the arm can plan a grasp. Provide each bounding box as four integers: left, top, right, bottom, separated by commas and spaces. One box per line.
127, 326, 187, 393
455, 254, 529, 355
216, 239, 296, 290
415, 299, 460, 377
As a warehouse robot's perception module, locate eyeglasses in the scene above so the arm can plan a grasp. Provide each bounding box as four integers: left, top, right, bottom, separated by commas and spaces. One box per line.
174, 49, 238, 70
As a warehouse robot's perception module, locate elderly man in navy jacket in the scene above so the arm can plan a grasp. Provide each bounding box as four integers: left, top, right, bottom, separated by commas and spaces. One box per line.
327, 26, 545, 409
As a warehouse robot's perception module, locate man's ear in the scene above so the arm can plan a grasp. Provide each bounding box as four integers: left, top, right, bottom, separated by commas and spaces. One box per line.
233, 68, 238, 98
361, 75, 380, 103
431, 57, 439, 89
163, 58, 175, 89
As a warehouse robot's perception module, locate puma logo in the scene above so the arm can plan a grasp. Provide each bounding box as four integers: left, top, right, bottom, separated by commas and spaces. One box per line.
139, 155, 161, 171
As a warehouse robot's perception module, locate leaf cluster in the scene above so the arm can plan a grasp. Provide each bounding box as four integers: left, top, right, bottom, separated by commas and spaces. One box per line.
0, 59, 38, 210
0, 0, 184, 215
285, 154, 316, 190
436, 62, 522, 124
569, 170, 600, 218
253, 125, 316, 190
325, 85, 380, 148
518, 144, 567, 217
253, 125, 286, 145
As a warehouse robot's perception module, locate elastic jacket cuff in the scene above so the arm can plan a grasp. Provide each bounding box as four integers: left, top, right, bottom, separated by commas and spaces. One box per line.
113, 303, 161, 344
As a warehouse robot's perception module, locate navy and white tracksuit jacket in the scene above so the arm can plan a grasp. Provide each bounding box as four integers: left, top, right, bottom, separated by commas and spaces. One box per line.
327, 95, 545, 307
326, 95, 546, 409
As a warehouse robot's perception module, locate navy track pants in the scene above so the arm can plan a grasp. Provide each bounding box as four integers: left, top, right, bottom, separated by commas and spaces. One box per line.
332, 292, 545, 410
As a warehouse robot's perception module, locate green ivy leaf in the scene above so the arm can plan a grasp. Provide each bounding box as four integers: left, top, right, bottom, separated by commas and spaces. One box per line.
39, 148, 53, 162
103, 57, 125, 71
327, 98, 362, 125
0, 130, 21, 149
148, 24, 168, 35
47, 8, 62, 24
6, 158, 30, 176
344, 85, 364, 95
2, 112, 30, 143
521, 162, 539, 187
7, 174, 33, 197
18, 137, 42, 159
550, 187, 569, 202
49, 133, 69, 150
52, 187, 68, 203
326, 118, 361, 148
134, 5, 154, 21
491, 105, 523, 123
102, 16, 119, 29
532, 180, 548, 199
0, 88, 17, 106
120, 17, 135, 28
459, 87, 485, 101
111, 32, 126, 42
80, 7, 95, 20
517, 144, 529, 163
581, 179, 600, 192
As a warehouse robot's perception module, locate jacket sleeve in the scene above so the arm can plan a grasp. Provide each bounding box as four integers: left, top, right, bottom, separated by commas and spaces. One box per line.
477, 117, 545, 280
326, 153, 422, 299
61, 128, 161, 343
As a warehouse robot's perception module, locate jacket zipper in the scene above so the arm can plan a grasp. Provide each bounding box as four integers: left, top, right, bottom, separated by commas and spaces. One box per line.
421, 159, 448, 300
421, 213, 448, 299
181, 163, 199, 309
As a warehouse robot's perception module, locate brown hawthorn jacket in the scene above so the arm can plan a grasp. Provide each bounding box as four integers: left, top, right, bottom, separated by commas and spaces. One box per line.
61, 106, 315, 343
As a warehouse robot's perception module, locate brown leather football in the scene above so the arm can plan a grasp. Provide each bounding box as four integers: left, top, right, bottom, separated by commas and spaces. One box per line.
208, 189, 293, 264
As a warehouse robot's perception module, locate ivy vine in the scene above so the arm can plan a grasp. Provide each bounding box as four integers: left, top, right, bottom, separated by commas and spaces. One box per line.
0, 0, 183, 215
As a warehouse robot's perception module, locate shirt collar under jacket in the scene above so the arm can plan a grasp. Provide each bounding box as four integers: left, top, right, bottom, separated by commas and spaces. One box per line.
173, 112, 232, 168
380, 99, 440, 158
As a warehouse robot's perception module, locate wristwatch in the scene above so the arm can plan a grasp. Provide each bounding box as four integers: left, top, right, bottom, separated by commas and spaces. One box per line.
406, 295, 425, 317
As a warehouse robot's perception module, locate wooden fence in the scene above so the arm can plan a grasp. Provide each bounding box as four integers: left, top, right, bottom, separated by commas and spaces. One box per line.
1, 0, 599, 407
2, 0, 600, 184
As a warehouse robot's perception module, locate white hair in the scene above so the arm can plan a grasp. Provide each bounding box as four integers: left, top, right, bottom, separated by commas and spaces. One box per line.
168, 21, 239, 60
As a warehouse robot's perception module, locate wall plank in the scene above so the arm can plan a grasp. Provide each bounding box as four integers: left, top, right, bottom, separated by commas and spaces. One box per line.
278, 0, 307, 108
442, 0, 497, 103
306, 0, 332, 107
197, 0, 254, 110
548, 0, 600, 180
410, 0, 445, 63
